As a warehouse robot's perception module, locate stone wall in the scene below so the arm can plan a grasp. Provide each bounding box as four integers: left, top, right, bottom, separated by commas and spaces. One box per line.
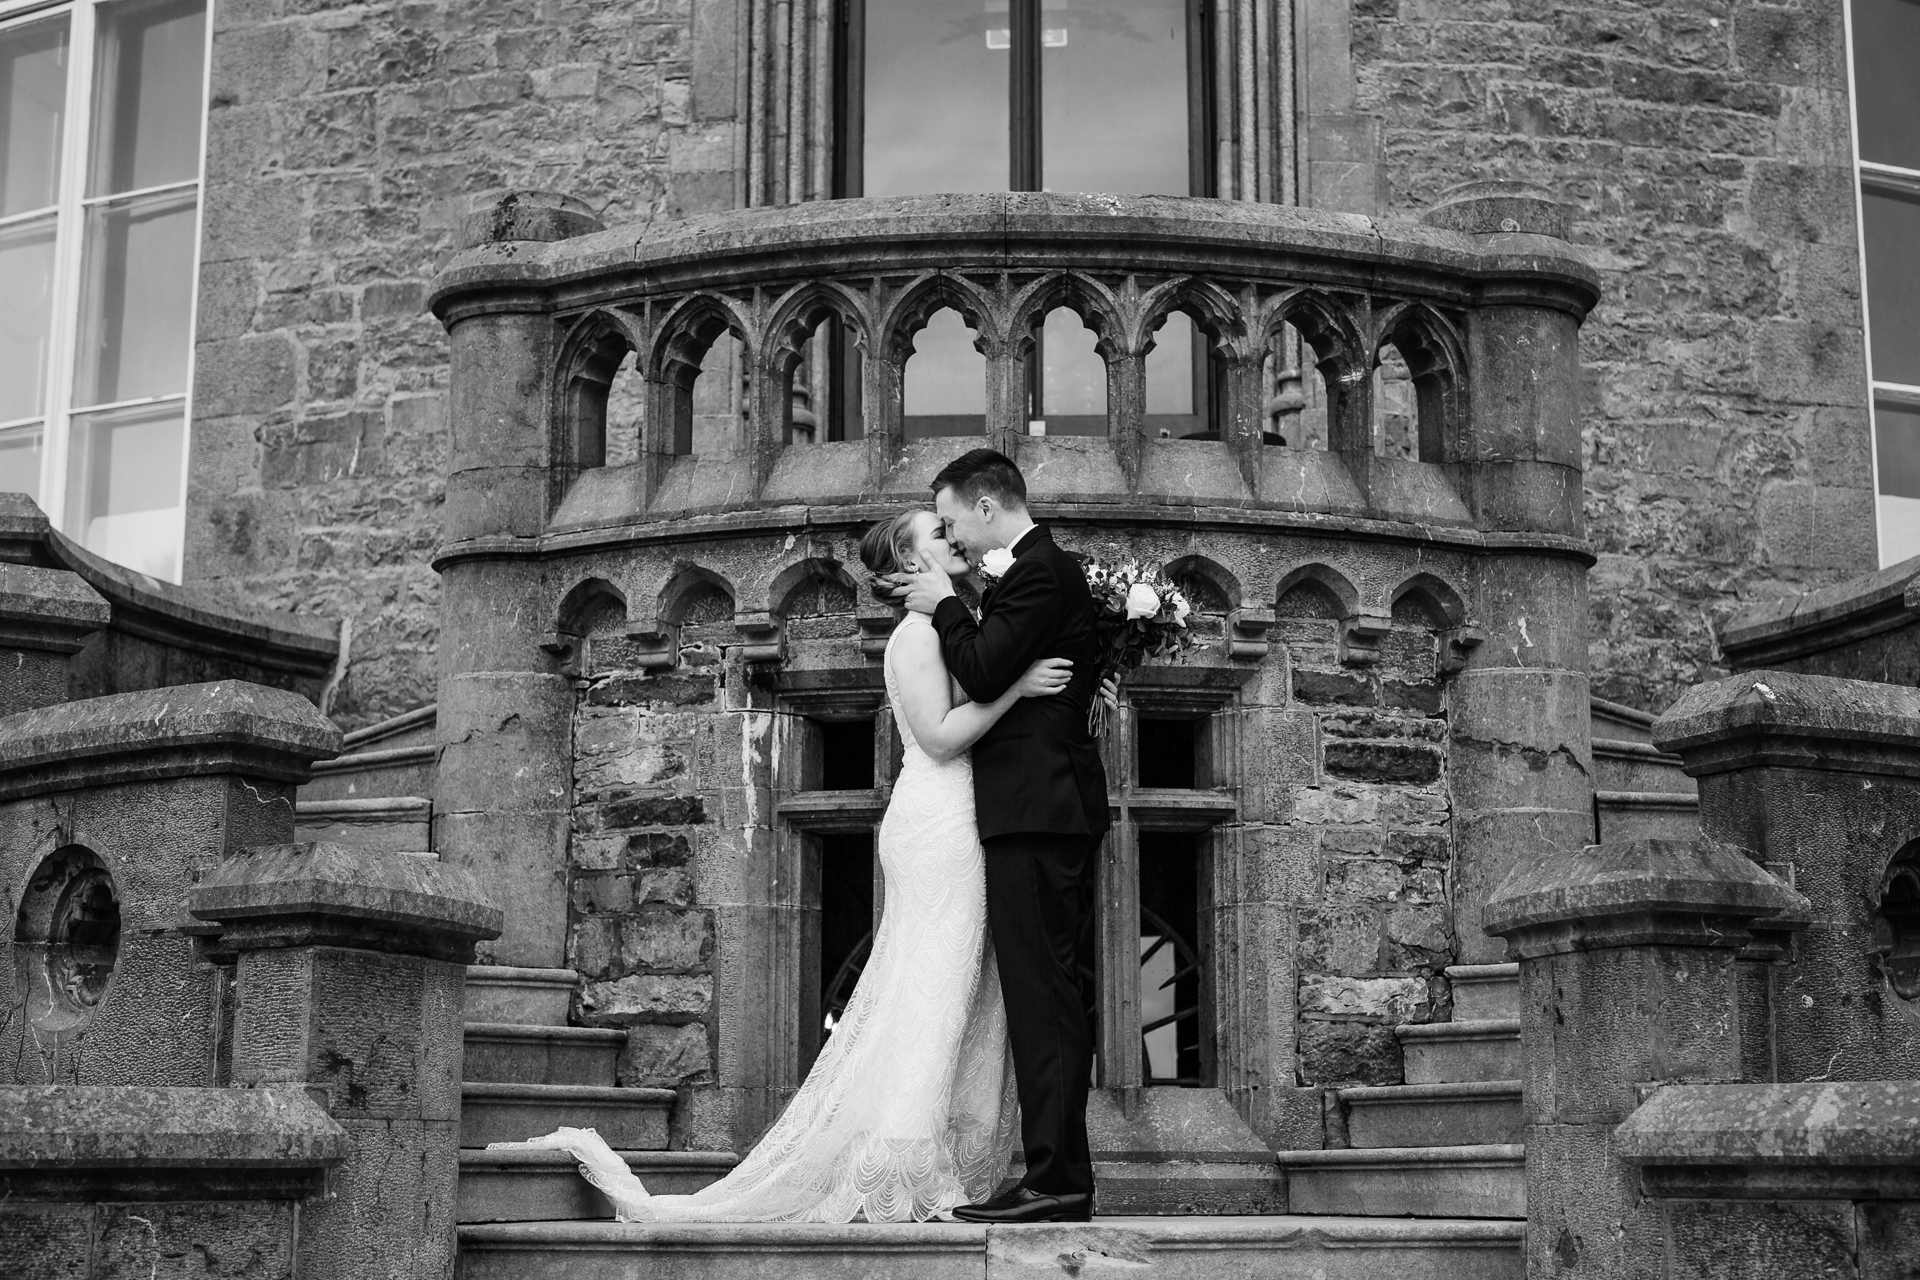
186, 0, 736, 728
1346, 0, 1875, 711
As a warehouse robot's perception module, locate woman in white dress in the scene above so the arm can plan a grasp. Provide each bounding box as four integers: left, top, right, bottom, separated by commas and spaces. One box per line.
490, 506, 1076, 1223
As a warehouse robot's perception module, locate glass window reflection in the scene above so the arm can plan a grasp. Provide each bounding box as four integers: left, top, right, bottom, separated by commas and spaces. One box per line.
0, 16, 68, 217
1042, 0, 1191, 195
862, 0, 1009, 197
88, 0, 205, 197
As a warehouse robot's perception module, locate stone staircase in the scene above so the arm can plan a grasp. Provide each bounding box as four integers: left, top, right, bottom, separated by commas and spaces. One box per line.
1283, 962, 1524, 1223
297, 703, 440, 852
456, 964, 737, 1225
1591, 695, 1698, 842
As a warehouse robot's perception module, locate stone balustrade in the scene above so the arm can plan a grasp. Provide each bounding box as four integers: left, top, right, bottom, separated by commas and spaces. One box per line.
428, 184, 1599, 545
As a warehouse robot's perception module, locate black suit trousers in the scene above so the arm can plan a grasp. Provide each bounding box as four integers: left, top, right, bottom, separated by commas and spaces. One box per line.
982, 831, 1100, 1197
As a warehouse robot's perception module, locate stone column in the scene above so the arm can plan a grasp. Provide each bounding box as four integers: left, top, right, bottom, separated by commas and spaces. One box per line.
0, 563, 108, 715
1484, 837, 1808, 1280
1429, 180, 1596, 964
1654, 669, 1920, 1080
188, 842, 502, 1280
436, 190, 602, 969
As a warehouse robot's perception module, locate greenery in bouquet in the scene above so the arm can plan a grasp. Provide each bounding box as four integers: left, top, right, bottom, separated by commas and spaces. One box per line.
1082, 558, 1194, 736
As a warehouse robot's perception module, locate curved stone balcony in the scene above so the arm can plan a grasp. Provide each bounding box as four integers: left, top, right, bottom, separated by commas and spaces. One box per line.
429, 186, 1599, 558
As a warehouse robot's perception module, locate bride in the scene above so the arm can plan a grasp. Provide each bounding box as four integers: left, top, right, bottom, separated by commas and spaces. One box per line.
489, 506, 1078, 1222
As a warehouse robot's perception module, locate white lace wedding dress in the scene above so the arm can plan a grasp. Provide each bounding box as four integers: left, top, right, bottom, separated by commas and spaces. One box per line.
489, 613, 1018, 1222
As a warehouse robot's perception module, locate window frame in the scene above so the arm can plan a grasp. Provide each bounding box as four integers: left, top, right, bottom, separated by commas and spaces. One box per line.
0, 0, 210, 582
1843, 0, 1920, 568
835, 0, 1217, 199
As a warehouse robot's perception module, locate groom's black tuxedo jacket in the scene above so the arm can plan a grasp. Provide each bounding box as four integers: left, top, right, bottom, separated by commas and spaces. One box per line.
931, 525, 1112, 842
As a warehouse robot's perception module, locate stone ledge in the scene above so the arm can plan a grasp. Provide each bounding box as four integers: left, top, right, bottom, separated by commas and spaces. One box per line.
0, 679, 343, 801
0, 1085, 347, 1169
189, 841, 503, 962
1614, 1082, 1920, 1166
1652, 671, 1920, 778
1483, 838, 1809, 958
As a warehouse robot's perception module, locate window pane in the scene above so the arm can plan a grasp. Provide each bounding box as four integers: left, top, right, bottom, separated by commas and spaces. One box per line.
1037, 307, 1105, 436
88, 0, 206, 197
1146, 314, 1195, 415
903, 308, 986, 438
1877, 398, 1920, 565
0, 15, 67, 216
72, 186, 198, 407
1042, 0, 1191, 194
66, 399, 184, 580
0, 215, 56, 422
1854, 0, 1920, 171
1865, 181, 1920, 388
862, 0, 1008, 196
0, 423, 41, 500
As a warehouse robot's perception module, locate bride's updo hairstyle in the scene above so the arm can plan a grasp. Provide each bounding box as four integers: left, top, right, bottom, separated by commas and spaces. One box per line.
858, 506, 930, 602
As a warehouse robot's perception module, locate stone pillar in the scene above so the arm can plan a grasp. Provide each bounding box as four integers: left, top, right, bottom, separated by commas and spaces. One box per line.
0, 681, 341, 1086
188, 842, 502, 1280
1484, 837, 1808, 1280
435, 190, 602, 969
1654, 669, 1920, 1080
1429, 180, 1596, 964
0, 564, 109, 715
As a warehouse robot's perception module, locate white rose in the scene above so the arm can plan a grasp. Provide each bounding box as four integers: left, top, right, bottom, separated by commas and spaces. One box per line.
1124, 582, 1162, 620
981, 547, 1016, 578
1173, 595, 1191, 626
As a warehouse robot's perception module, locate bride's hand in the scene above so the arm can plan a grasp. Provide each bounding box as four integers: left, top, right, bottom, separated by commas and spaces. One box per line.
1012, 657, 1073, 698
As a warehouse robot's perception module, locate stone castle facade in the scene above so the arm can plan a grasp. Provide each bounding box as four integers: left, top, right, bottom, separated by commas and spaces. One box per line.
2, 2, 1916, 1279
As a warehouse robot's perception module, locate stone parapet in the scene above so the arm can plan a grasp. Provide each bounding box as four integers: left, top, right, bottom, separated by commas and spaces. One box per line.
1653, 671, 1920, 1082
1717, 554, 1920, 684
1613, 1082, 1920, 1277
0, 679, 343, 803
0, 495, 339, 704
0, 1084, 347, 1277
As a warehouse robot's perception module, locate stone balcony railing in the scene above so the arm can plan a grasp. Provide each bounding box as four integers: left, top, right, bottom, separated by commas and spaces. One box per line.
428, 185, 1600, 549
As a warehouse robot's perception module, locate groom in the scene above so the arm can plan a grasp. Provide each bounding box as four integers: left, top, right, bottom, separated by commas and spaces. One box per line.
889, 448, 1109, 1224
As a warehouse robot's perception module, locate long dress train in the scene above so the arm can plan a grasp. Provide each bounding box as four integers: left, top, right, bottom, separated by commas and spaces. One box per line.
487, 613, 1018, 1222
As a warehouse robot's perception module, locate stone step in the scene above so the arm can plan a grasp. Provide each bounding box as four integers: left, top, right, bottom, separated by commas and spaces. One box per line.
1444, 963, 1518, 1021
458, 1148, 737, 1223
1338, 1081, 1523, 1149
457, 1216, 1525, 1280
1595, 789, 1700, 843
460, 1083, 674, 1150
1396, 1019, 1521, 1085
1591, 737, 1696, 795
464, 1023, 626, 1086
1279, 1145, 1526, 1219
295, 796, 432, 853
467, 966, 580, 1026
1590, 695, 1655, 746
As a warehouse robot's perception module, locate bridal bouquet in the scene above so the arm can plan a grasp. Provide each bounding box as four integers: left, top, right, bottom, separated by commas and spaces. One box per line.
1081, 558, 1194, 736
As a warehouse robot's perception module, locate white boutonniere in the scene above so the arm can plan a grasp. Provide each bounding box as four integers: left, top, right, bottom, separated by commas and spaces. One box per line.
979, 547, 1016, 579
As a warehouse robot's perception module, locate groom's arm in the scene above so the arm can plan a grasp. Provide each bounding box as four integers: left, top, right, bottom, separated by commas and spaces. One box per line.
932, 559, 1062, 703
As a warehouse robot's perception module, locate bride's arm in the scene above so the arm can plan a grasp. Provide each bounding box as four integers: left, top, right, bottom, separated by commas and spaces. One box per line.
891, 623, 1068, 765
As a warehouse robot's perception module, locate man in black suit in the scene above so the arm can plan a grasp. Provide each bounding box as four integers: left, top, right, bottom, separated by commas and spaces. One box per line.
888, 448, 1109, 1224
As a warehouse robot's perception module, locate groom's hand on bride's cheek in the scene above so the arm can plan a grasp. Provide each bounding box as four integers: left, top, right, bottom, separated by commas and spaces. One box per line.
888, 564, 956, 615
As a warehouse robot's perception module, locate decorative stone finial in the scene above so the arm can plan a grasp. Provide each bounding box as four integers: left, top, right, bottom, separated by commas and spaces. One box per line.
458, 190, 604, 250
1422, 179, 1573, 240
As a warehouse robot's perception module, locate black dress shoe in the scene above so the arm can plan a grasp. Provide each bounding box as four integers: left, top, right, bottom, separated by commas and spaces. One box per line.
952, 1187, 1093, 1223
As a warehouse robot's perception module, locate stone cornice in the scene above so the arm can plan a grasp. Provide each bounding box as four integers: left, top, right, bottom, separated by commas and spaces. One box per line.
1653, 671, 1920, 779
432, 501, 1596, 573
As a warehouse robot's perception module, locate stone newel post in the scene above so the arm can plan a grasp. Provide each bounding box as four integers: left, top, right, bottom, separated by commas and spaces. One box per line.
0, 562, 109, 715
189, 842, 502, 1280
1484, 838, 1808, 1279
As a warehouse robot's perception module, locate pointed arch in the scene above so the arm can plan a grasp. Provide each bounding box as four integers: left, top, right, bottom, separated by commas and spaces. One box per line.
553, 309, 642, 482
1390, 572, 1468, 630
878, 272, 1000, 365
1275, 562, 1360, 619
1006, 271, 1125, 362
1161, 554, 1241, 613
649, 294, 751, 456
1374, 301, 1468, 463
